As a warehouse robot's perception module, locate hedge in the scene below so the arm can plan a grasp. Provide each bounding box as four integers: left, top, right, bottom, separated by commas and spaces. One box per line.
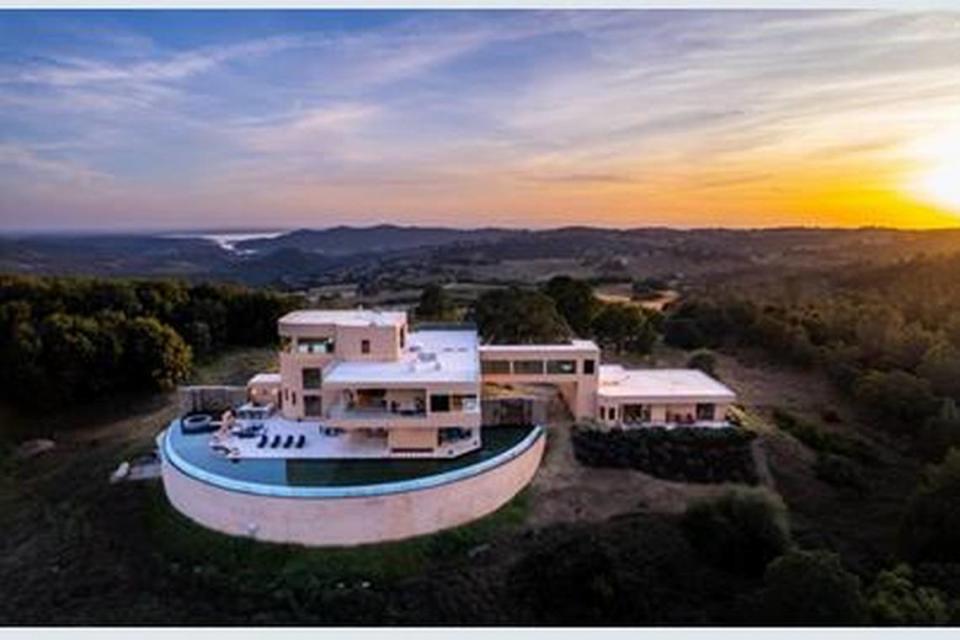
572, 426, 759, 484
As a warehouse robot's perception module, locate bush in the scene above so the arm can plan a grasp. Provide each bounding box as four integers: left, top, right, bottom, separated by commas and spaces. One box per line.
686, 349, 717, 376
761, 550, 867, 624
772, 408, 878, 465
867, 564, 949, 625
919, 400, 960, 462
572, 426, 759, 484
509, 515, 751, 625
853, 369, 939, 430
681, 487, 791, 576
900, 448, 960, 562
814, 453, 868, 495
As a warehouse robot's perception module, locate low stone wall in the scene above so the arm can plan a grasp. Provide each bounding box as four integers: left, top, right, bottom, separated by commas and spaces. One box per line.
160, 429, 545, 547
178, 385, 248, 414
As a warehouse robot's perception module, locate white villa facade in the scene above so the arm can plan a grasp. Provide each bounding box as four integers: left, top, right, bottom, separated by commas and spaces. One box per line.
159, 308, 738, 546
243, 309, 737, 458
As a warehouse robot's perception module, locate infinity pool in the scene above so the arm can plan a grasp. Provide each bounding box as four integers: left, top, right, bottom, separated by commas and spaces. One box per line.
163, 423, 536, 488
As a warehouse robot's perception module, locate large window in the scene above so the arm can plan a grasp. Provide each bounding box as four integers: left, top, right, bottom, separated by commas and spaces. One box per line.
583, 359, 596, 374
451, 394, 479, 412
302, 367, 322, 389
696, 403, 716, 421
513, 360, 545, 375
622, 404, 650, 423
430, 394, 451, 412
481, 359, 510, 374
546, 359, 577, 375
431, 394, 478, 413
297, 337, 335, 354
304, 395, 322, 417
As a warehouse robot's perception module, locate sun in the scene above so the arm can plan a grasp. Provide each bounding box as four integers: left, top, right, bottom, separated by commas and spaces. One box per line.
914, 162, 960, 213
907, 127, 960, 214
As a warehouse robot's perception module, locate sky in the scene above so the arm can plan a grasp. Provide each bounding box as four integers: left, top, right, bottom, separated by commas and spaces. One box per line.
1, 9, 960, 232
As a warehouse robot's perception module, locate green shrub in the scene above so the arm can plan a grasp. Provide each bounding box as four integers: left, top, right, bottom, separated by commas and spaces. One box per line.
772, 408, 878, 465
681, 487, 791, 576
868, 564, 949, 625
814, 453, 868, 495
761, 550, 867, 624
686, 349, 717, 376
572, 426, 759, 484
900, 448, 960, 562
919, 400, 960, 462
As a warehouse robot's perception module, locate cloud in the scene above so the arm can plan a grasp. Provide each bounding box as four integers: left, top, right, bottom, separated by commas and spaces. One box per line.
0, 142, 112, 186
2, 10, 960, 230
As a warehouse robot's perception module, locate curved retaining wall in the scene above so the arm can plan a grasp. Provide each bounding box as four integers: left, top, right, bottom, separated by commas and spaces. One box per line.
160, 427, 545, 547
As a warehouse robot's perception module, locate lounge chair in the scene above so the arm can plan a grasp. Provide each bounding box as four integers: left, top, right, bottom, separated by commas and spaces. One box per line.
283, 434, 294, 448
271, 434, 281, 448
295, 434, 305, 448
257, 434, 267, 448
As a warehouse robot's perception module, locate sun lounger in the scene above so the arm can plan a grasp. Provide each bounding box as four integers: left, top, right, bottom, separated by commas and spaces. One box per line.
295, 434, 305, 448
271, 434, 281, 448
257, 434, 267, 448
283, 434, 294, 448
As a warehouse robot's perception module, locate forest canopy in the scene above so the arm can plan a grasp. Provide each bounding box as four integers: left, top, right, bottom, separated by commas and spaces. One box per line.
0, 274, 302, 409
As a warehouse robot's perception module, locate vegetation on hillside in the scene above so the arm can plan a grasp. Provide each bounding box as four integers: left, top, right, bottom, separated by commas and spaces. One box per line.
0, 275, 301, 409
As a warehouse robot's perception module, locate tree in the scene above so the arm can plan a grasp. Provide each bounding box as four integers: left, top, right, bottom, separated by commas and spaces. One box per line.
122, 317, 192, 391
919, 399, 960, 462
853, 369, 938, 429
543, 276, 599, 337
867, 564, 949, 625
686, 349, 717, 376
591, 303, 656, 354
662, 317, 705, 350
899, 448, 960, 562
631, 277, 668, 301
415, 283, 457, 322
918, 341, 960, 399
470, 287, 571, 344
681, 487, 791, 576
761, 550, 867, 624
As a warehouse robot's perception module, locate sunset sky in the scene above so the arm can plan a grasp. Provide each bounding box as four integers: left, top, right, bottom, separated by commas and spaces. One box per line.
2, 9, 960, 231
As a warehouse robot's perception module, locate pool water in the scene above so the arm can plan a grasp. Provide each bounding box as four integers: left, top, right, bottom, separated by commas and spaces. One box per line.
165, 424, 535, 488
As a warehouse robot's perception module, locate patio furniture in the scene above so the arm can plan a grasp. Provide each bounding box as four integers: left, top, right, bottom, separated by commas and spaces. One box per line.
283, 435, 294, 448
295, 434, 305, 448
271, 434, 281, 448
257, 434, 267, 448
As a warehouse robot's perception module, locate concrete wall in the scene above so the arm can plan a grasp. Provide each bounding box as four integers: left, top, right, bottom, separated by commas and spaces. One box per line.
388, 428, 438, 450
160, 429, 545, 547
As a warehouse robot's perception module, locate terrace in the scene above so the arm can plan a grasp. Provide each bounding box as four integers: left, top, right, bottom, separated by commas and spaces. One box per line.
163, 420, 539, 489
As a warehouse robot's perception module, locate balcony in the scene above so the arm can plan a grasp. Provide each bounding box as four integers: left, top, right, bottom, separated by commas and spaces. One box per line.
327, 403, 428, 422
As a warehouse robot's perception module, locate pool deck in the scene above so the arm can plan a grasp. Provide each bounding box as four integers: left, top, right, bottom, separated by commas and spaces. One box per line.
199, 417, 480, 460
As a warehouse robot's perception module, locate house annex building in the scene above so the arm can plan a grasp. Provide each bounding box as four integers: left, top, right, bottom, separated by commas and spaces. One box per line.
159, 309, 737, 546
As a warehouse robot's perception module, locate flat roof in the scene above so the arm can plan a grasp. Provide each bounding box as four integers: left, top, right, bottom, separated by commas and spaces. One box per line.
279, 309, 407, 328
479, 339, 599, 354
598, 365, 736, 401
248, 372, 281, 385
324, 330, 480, 385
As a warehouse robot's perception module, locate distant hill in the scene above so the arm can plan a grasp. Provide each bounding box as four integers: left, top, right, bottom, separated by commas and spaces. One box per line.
3, 225, 960, 289
235, 224, 513, 255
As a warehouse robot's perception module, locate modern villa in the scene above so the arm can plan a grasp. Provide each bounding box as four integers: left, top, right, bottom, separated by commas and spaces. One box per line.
159, 309, 737, 546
